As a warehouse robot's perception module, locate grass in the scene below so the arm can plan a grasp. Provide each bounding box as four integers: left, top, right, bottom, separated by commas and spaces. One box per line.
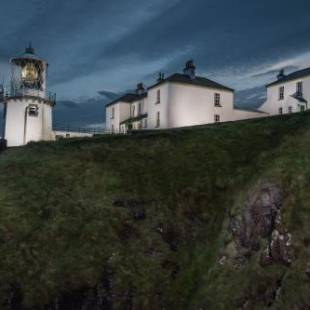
0, 112, 309, 309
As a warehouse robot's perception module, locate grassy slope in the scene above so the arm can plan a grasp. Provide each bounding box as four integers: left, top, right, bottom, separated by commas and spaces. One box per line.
0, 113, 309, 309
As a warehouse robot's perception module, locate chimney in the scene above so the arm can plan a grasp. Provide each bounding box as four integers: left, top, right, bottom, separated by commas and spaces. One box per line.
277, 69, 286, 80
157, 72, 165, 82
183, 60, 196, 79
136, 83, 146, 95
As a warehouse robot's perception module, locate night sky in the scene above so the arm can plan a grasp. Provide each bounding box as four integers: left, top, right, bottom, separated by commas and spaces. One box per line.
0, 0, 310, 127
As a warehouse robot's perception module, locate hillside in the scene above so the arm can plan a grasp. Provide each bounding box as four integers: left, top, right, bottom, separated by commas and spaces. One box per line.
0, 113, 309, 309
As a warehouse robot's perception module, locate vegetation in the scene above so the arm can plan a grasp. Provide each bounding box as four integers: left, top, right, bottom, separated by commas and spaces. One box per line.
0, 112, 309, 309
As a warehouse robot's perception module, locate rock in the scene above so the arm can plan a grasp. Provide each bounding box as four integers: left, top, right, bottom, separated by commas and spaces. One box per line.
229, 181, 294, 266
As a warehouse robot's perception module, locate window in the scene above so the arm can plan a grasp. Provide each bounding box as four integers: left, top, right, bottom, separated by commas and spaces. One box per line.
138, 121, 143, 129
297, 81, 303, 97
279, 86, 284, 100
28, 105, 39, 117
214, 114, 220, 123
288, 106, 292, 114
156, 90, 161, 104
111, 107, 115, 119
144, 119, 148, 128
156, 112, 160, 128
111, 124, 114, 133
300, 105, 305, 112
214, 93, 221, 107
279, 107, 283, 115
138, 102, 142, 115
132, 105, 136, 117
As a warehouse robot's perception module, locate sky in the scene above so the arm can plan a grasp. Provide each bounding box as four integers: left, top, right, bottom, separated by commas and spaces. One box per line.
0, 0, 310, 126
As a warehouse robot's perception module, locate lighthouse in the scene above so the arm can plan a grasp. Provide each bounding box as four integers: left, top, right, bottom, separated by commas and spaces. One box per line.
2, 44, 56, 147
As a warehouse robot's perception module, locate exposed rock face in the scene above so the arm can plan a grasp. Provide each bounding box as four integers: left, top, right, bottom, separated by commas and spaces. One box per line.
229, 181, 294, 266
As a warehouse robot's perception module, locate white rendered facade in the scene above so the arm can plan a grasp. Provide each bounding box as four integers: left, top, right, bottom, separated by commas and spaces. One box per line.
4, 97, 54, 146
260, 69, 310, 115
2, 45, 56, 147
106, 61, 265, 132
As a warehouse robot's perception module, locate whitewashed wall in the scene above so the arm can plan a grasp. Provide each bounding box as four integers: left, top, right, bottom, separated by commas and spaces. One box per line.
4, 98, 54, 147
54, 131, 94, 138
260, 76, 310, 115
147, 82, 234, 129
147, 83, 171, 129
106, 102, 131, 133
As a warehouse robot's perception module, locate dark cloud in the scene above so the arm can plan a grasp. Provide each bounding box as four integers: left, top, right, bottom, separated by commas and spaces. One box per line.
0, 0, 310, 118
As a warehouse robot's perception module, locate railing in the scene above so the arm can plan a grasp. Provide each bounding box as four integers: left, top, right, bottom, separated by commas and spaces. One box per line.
3, 87, 56, 104
53, 124, 107, 135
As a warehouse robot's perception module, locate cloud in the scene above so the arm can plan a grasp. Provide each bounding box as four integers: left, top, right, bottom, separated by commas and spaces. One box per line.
0, 0, 310, 103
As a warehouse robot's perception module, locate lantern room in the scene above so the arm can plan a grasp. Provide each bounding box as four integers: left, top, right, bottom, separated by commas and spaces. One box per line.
10, 43, 48, 99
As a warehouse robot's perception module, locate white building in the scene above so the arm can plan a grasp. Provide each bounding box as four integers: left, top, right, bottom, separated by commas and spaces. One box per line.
2, 45, 56, 147
106, 60, 265, 133
260, 68, 310, 115
106, 83, 148, 134
0, 45, 97, 147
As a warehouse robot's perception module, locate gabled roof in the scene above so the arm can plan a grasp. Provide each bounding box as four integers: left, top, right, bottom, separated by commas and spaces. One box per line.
105, 93, 147, 108
148, 73, 234, 92
266, 67, 310, 88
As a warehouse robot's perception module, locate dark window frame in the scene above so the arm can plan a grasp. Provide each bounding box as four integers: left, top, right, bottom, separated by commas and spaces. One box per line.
214, 93, 221, 107
156, 89, 161, 104
214, 114, 220, 123
156, 111, 160, 128
297, 81, 303, 97
279, 86, 284, 100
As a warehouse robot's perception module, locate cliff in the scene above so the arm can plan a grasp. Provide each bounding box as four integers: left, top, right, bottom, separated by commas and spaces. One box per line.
0, 112, 309, 309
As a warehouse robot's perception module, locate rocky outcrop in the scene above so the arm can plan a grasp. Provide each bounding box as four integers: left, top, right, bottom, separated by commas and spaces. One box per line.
228, 181, 294, 266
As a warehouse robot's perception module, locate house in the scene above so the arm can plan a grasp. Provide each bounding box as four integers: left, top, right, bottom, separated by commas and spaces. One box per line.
105, 83, 148, 134
259, 68, 310, 115
105, 60, 265, 133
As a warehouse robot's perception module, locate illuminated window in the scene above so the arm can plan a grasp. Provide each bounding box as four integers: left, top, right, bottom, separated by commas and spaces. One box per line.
279, 86, 284, 100
214, 93, 221, 107
214, 114, 220, 123
156, 112, 160, 127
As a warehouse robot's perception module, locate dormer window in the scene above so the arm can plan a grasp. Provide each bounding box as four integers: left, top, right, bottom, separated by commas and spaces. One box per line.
214, 93, 221, 107
297, 81, 303, 97
279, 86, 284, 100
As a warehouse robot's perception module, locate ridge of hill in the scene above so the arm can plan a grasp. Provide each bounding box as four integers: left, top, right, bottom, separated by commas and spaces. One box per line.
0, 112, 309, 309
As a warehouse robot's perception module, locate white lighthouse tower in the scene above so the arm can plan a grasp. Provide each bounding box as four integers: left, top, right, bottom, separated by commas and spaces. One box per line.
2, 44, 56, 147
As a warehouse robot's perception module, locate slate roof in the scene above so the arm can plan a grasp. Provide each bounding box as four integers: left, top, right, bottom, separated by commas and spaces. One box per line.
148, 73, 234, 92
11, 45, 47, 64
266, 67, 310, 87
105, 93, 147, 108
